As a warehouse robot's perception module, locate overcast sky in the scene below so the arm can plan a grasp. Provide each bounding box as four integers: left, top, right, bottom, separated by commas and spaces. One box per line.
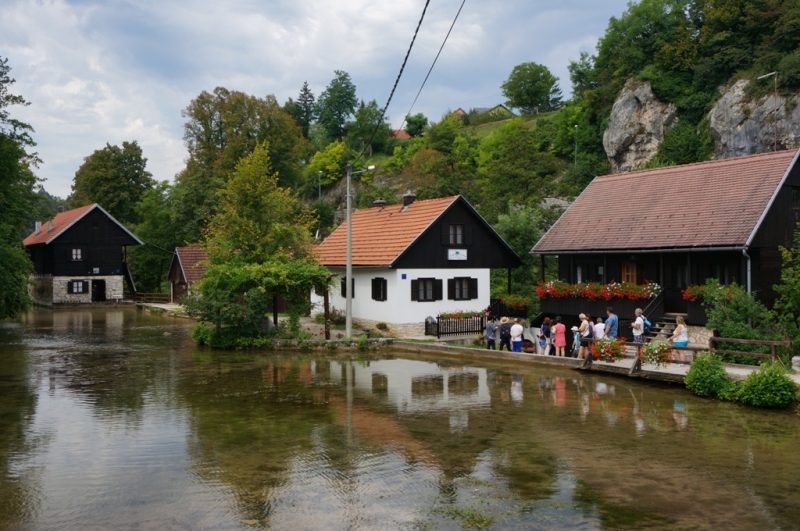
2, 0, 631, 198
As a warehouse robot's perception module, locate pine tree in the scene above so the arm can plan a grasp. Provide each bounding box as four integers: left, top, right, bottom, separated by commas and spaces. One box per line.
297, 81, 316, 139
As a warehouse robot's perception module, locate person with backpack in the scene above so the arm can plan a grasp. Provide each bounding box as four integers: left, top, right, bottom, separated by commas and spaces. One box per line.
538, 317, 551, 355
578, 313, 593, 360
498, 317, 512, 351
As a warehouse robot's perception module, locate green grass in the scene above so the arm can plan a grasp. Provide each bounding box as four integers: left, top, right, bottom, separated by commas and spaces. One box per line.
465, 111, 557, 140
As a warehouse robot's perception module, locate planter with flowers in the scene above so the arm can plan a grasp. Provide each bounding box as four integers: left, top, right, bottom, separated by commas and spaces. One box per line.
590, 338, 627, 362
641, 339, 672, 367
537, 281, 661, 320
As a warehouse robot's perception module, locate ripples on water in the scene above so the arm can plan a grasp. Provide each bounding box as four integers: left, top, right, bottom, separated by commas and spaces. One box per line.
1, 308, 799, 530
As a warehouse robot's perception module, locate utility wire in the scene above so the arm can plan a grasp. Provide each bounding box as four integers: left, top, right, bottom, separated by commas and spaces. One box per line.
399, 0, 467, 133
351, 0, 431, 168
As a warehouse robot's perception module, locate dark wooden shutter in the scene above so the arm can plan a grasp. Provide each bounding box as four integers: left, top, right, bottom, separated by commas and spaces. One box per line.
341, 278, 346, 298
465, 224, 473, 245
380, 278, 387, 301
411, 280, 419, 301
433, 279, 443, 301
351, 278, 355, 298
442, 224, 449, 245
82, 281, 89, 294
469, 278, 478, 299
67, 281, 74, 294
447, 278, 455, 300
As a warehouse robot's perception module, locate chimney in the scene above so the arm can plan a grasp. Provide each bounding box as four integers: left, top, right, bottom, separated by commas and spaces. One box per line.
58, 206, 65, 213
402, 190, 416, 207
373, 198, 387, 208
35, 221, 42, 235
47, 219, 55, 232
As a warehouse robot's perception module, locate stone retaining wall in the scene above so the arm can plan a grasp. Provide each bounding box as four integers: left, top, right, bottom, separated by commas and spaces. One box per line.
352, 318, 424, 338
687, 325, 714, 349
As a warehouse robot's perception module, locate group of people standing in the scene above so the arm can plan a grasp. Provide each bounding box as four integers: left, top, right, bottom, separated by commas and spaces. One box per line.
485, 306, 691, 363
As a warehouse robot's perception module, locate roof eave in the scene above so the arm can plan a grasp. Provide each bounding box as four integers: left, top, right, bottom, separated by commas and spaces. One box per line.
745, 148, 800, 248
532, 245, 747, 255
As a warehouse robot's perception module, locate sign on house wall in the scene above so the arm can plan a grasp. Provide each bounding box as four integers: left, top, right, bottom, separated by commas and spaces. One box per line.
448, 249, 467, 261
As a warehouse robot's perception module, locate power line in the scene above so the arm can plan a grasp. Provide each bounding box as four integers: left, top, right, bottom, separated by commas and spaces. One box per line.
399, 0, 467, 133
351, 0, 431, 168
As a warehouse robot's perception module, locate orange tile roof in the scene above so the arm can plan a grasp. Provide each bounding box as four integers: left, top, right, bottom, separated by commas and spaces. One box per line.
315, 196, 459, 266
23, 204, 97, 246
175, 246, 209, 283
533, 150, 799, 253
392, 129, 411, 140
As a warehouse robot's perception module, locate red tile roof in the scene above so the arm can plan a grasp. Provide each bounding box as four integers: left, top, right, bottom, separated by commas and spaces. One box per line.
315, 196, 460, 266
23, 204, 96, 246
533, 150, 799, 253
392, 129, 411, 140
175, 246, 209, 283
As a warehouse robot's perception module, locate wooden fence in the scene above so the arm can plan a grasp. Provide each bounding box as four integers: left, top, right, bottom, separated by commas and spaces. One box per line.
426, 316, 486, 339
135, 292, 171, 304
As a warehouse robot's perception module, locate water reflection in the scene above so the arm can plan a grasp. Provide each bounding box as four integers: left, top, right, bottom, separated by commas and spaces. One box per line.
0, 308, 799, 530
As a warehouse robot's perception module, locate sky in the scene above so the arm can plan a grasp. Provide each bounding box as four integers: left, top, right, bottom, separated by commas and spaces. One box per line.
1, 0, 632, 199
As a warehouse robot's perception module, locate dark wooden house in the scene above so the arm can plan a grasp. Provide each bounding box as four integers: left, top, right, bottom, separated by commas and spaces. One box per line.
23, 203, 142, 305
167, 246, 209, 303
531, 150, 800, 326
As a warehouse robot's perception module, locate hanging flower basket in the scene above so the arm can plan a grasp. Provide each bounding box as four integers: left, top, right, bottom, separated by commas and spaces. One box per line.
590, 338, 627, 362
641, 339, 672, 367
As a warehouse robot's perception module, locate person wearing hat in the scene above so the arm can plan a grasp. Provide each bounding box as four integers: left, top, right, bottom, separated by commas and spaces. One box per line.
570, 325, 581, 357
578, 313, 593, 360
498, 317, 512, 351
510, 318, 524, 352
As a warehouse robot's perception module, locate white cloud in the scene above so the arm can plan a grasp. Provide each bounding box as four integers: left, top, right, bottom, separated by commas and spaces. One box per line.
1, 0, 630, 198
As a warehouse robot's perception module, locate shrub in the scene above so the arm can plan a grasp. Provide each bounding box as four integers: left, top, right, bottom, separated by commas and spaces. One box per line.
191, 322, 212, 345
685, 353, 730, 397
737, 363, 798, 408
356, 333, 368, 351
376, 322, 388, 331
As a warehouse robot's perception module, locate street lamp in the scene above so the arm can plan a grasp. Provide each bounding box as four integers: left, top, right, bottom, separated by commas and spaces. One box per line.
574, 124, 578, 168
757, 71, 778, 152
318, 171, 323, 202
345, 163, 375, 340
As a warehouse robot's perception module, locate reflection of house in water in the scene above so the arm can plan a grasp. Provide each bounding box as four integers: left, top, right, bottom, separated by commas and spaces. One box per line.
327, 359, 490, 432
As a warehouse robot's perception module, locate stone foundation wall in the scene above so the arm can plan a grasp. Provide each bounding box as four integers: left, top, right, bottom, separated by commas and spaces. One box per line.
52, 275, 125, 304
687, 325, 714, 349
351, 318, 425, 338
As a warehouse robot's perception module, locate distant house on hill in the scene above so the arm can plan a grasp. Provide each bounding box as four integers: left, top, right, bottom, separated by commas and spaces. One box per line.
472, 104, 514, 118
313, 194, 522, 336
531, 149, 800, 328
392, 129, 411, 140
23, 204, 142, 305
167, 246, 208, 303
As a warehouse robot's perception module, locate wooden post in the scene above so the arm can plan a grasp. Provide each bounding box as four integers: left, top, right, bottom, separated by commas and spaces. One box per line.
273, 294, 279, 329
507, 268, 512, 294
323, 288, 330, 340
540, 255, 545, 282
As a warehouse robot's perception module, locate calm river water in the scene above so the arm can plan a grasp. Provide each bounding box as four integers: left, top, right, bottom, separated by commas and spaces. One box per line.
1, 308, 799, 531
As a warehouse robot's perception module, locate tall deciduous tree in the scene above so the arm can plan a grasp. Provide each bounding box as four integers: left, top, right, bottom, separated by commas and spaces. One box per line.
404, 113, 428, 137
71, 140, 154, 225
126, 181, 179, 292
346, 99, 391, 155
174, 87, 310, 243
316, 70, 358, 142
501, 62, 563, 114
204, 141, 316, 265
0, 56, 38, 319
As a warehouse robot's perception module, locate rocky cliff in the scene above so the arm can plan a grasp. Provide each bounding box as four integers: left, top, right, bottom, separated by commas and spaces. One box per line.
708, 79, 800, 159
602, 80, 678, 173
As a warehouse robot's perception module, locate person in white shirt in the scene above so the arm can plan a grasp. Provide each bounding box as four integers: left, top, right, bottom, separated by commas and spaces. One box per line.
510, 318, 524, 353
632, 308, 645, 345
593, 317, 605, 339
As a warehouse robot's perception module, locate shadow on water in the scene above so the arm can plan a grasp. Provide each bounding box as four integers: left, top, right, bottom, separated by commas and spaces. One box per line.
1, 308, 799, 530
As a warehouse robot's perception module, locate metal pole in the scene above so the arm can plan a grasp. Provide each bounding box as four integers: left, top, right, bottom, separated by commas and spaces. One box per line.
574, 124, 578, 167
345, 163, 353, 340
774, 74, 778, 152
318, 171, 322, 202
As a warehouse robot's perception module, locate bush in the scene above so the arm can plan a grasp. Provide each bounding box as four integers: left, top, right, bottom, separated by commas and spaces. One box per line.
191, 322, 212, 345
685, 353, 730, 397
356, 333, 368, 351
376, 322, 388, 331
737, 363, 798, 408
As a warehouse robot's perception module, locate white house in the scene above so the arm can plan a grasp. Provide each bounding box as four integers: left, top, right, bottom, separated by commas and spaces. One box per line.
313, 194, 522, 336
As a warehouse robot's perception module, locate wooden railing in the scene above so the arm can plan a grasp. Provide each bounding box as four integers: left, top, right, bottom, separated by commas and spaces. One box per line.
426, 316, 486, 339
135, 292, 171, 304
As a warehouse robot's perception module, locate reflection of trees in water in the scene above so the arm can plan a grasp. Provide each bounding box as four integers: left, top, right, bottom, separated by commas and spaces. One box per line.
0, 343, 44, 527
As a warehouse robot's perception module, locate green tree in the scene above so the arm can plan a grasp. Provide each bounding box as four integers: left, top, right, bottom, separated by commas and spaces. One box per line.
774, 224, 800, 360
307, 141, 346, 187
0, 56, 39, 319
71, 140, 154, 225
501, 62, 562, 114
404, 113, 428, 137
204, 141, 316, 265
346, 99, 391, 155
126, 181, 179, 292
297, 81, 316, 139
316, 70, 358, 142
174, 87, 309, 243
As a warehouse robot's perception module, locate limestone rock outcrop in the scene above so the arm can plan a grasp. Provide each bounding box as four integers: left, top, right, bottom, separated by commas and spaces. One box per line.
603, 80, 678, 173
709, 79, 800, 159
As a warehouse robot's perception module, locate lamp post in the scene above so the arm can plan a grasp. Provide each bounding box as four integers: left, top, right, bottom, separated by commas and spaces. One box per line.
318, 171, 322, 202
757, 71, 779, 152
574, 124, 578, 168
345, 163, 375, 340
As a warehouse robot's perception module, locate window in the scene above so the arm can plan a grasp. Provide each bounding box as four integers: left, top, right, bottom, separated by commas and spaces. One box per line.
371, 277, 387, 301
448, 277, 478, 300
576, 265, 582, 284
67, 280, 87, 294
340, 277, 355, 298
411, 278, 442, 302
71, 248, 83, 261
449, 224, 464, 245
621, 262, 637, 284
